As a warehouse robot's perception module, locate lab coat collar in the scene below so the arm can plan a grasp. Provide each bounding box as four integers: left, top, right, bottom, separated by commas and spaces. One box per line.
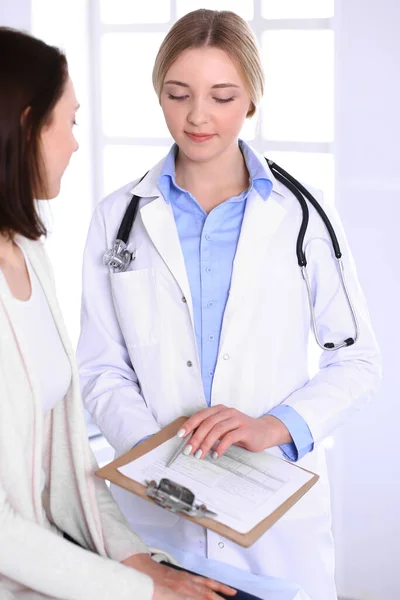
129, 156, 167, 199
247, 144, 289, 200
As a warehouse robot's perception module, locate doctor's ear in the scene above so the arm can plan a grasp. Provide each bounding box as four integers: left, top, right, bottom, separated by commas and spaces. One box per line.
246, 102, 256, 118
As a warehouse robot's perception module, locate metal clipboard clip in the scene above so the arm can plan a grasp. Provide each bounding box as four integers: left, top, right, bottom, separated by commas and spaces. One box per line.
145, 478, 218, 519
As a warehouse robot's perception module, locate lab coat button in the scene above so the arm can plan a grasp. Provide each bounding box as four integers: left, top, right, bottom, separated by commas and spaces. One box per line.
181, 296, 187, 303
223, 354, 230, 360
187, 360, 193, 367
218, 542, 224, 549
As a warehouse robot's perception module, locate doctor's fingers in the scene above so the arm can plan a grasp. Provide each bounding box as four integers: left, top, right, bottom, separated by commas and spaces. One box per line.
190, 417, 243, 459
180, 405, 229, 437
212, 429, 252, 457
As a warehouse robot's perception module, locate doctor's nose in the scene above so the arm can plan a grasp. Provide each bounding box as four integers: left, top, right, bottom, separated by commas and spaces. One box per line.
187, 101, 209, 127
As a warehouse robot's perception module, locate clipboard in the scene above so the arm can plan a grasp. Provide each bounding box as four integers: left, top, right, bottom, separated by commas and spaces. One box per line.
96, 417, 319, 548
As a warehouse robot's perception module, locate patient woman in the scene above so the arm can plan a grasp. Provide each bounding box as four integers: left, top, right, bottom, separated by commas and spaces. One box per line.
0, 27, 260, 600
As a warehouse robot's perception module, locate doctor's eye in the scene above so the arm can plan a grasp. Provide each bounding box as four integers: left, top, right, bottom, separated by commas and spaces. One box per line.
168, 93, 189, 101
214, 97, 235, 104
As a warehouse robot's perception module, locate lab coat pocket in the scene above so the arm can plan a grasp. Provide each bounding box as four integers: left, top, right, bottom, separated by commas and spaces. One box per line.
110, 268, 159, 348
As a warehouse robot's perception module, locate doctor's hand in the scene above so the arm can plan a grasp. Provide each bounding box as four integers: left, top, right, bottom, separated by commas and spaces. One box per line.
122, 553, 236, 599
179, 405, 293, 459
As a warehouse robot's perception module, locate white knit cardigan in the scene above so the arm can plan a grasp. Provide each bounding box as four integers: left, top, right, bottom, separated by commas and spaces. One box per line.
0, 236, 168, 600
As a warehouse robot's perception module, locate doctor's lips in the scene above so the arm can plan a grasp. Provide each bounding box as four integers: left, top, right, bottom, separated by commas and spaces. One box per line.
185, 131, 216, 143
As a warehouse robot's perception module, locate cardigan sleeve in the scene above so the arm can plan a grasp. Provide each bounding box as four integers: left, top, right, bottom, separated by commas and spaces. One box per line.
0, 483, 154, 600
86, 446, 177, 565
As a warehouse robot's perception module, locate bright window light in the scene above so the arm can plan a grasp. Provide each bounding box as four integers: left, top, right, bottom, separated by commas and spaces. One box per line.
267, 151, 334, 204
262, 30, 334, 143
176, 0, 254, 21
101, 33, 169, 138
100, 0, 170, 24
103, 145, 170, 196
262, 0, 334, 19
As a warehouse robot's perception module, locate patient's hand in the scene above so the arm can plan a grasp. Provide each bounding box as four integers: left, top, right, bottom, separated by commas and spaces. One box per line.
152, 583, 199, 599
122, 553, 236, 599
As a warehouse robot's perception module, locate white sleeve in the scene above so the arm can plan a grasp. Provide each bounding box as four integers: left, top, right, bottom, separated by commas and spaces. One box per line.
283, 200, 381, 443
0, 483, 153, 600
77, 202, 160, 455
86, 446, 176, 565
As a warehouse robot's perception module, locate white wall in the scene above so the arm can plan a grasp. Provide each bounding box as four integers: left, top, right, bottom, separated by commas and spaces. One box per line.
31, 0, 93, 347
330, 1, 400, 598
1, 0, 93, 347
0, 0, 31, 29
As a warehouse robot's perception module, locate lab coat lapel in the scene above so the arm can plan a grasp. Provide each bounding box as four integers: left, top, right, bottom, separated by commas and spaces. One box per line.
221, 188, 288, 333
139, 196, 195, 325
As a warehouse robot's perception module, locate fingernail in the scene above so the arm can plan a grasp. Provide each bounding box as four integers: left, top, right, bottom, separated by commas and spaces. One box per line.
176, 429, 186, 438
183, 444, 192, 456
211, 451, 219, 460
194, 449, 202, 459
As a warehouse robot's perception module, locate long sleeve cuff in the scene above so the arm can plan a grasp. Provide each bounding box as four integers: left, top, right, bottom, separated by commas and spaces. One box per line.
268, 404, 314, 462
133, 434, 153, 448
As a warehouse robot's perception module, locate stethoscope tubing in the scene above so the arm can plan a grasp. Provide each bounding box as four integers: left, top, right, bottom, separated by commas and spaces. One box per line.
103, 159, 359, 351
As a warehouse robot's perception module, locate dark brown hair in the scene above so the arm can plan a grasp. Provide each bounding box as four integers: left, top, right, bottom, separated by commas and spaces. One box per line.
0, 28, 68, 240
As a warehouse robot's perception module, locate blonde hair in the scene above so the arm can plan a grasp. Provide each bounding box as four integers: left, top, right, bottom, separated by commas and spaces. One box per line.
152, 9, 264, 118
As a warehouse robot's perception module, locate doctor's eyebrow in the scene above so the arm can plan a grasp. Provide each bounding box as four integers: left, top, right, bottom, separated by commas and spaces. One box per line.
211, 83, 240, 89
164, 80, 240, 89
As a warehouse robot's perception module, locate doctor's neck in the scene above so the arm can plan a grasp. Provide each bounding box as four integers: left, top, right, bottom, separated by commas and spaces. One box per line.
175, 140, 249, 213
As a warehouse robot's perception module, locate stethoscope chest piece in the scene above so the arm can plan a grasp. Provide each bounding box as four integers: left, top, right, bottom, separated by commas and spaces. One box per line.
103, 239, 135, 273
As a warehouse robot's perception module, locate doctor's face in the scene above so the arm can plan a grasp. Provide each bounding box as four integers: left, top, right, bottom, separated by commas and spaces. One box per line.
160, 47, 252, 163
38, 76, 79, 199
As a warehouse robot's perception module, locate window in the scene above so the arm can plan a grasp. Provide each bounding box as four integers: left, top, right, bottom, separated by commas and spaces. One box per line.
91, 0, 334, 202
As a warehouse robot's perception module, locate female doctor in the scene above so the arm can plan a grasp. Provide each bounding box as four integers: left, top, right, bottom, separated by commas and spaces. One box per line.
78, 9, 381, 600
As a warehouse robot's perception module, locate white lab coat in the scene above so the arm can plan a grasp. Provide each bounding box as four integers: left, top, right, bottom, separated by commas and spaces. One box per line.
78, 149, 381, 600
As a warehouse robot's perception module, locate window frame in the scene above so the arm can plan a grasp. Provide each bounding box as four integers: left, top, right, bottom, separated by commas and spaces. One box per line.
89, 0, 334, 203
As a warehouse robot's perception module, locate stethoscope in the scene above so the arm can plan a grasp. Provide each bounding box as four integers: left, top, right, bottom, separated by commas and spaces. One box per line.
103, 159, 359, 352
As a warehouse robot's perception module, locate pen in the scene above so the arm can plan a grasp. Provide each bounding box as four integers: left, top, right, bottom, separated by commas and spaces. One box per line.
166, 431, 193, 468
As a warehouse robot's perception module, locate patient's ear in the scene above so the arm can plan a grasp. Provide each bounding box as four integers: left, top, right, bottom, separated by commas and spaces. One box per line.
21, 105, 31, 121
20, 106, 31, 138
